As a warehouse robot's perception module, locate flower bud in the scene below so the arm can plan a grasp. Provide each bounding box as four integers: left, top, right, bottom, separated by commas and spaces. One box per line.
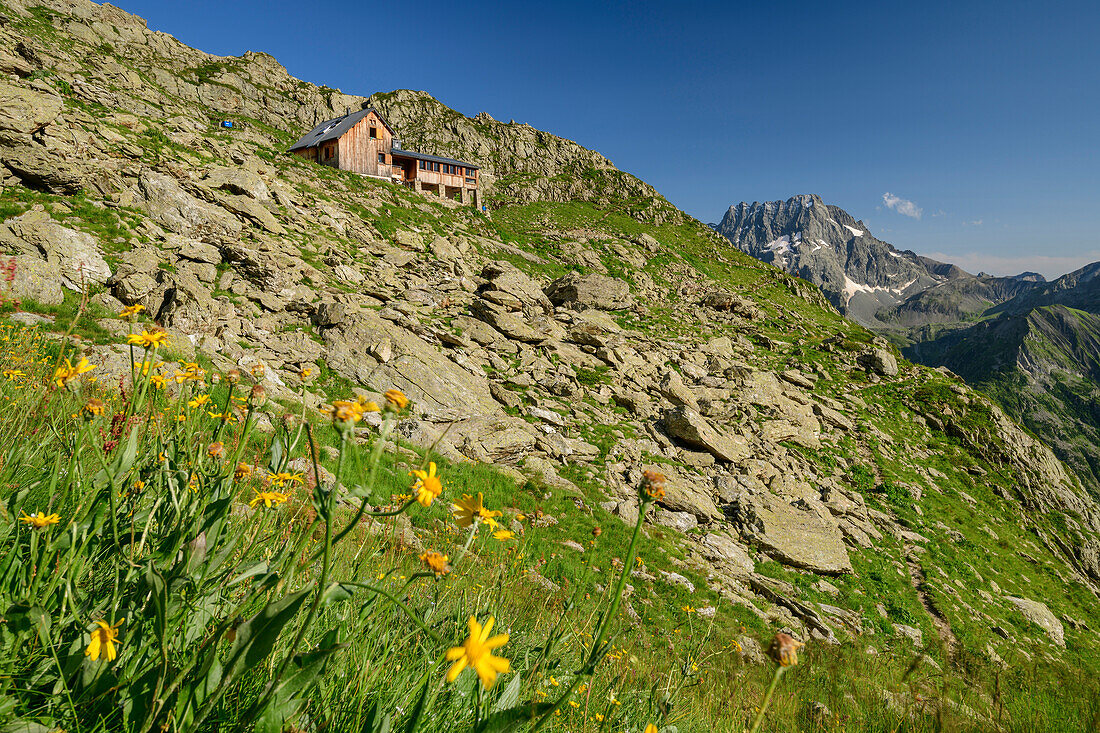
249, 384, 266, 408
226, 369, 241, 384
767, 632, 804, 667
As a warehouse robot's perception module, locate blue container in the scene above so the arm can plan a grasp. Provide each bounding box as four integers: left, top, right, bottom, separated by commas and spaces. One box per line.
222, 120, 233, 128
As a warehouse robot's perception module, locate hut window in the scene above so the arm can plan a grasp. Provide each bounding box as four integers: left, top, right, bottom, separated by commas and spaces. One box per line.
378, 153, 385, 163
370, 126, 378, 139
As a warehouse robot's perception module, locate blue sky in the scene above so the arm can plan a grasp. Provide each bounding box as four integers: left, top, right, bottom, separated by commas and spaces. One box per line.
118, 0, 1099, 278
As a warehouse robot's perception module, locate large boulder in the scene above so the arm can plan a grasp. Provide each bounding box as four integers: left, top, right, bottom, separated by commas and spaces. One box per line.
202, 167, 270, 201
731, 493, 852, 575
139, 170, 242, 239
8, 255, 63, 305
0, 81, 62, 134
1005, 596, 1065, 647
323, 310, 500, 418
545, 272, 632, 310
662, 406, 750, 463
479, 261, 553, 313
0, 140, 83, 194
858, 348, 898, 377
2, 210, 111, 290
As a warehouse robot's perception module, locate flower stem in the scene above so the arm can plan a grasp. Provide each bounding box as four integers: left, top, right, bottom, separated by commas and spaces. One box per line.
749, 666, 786, 733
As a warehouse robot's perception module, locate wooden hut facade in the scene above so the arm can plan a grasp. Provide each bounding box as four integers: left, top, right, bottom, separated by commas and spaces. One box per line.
289, 108, 480, 207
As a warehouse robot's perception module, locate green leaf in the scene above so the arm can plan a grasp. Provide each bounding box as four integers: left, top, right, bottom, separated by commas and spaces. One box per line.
320, 581, 356, 606
475, 703, 555, 733
490, 673, 522, 714
252, 640, 345, 733
220, 588, 310, 685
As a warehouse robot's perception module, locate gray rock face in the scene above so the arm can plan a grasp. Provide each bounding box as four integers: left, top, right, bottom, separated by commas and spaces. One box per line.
545, 272, 632, 310
858, 348, 898, 377
139, 170, 243, 239
732, 492, 853, 575
662, 406, 750, 463
1005, 596, 1065, 647
3, 210, 111, 291
0, 81, 61, 134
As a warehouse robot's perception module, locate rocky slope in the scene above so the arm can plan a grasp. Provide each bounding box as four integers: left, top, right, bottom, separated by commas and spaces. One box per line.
714, 194, 1041, 329
3, 0, 1100, 706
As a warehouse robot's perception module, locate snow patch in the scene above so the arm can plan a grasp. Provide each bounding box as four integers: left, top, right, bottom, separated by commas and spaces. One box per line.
844, 225, 864, 237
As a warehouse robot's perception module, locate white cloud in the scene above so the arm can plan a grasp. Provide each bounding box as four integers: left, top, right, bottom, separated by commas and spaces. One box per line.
962, 219, 983, 226
924, 250, 1100, 280
882, 192, 922, 219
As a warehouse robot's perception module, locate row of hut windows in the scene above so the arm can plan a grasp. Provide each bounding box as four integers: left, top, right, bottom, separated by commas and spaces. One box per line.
417, 160, 473, 176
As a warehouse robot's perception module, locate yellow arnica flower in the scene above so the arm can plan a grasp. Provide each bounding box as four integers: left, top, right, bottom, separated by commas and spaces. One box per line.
83, 398, 105, 417
207, 441, 225, 458
410, 462, 442, 507
384, 389, 409, 410
420, 550, 450, 577
453, 493, 503, 529
268, 471, 304, 488
150, 374, 166, 389
20, 511, 60, 529
298, 367, 312, 380
493, 530, 515, 541
188, 394, 211, 408
235, 463, 253, 480
329, 399, 365, 423
86, 619, 124, 662
645, 725, 659, 733
445, 616, 510, 689
127, 330, 170, 349
53, 357, 96, 388
3, 368, 24, 380
119, 304, 144, 318
250, 489, 290, 508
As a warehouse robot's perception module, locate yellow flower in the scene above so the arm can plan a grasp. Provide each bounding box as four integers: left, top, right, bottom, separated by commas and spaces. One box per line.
419, 550, 450, 577
2, 368, 24, 380
410, 462, 442, 507
119, 304, 144, 318
568, 701, 580, 709
645, 725, 659, 733
234, 463, 253, 480
20, 511, 60, 529
298, 367, 312, 380
682, 605, 695, 614
445, 616, 510, 689
384, 388, 409, 410
85, 619, 124, 662
493, 530, 515, 541
207, 411, 236, 423
250, 489, 290, 508
53, 357, 96, 388
133, 480, 145, 492
328, 399, 365, 424
188, 394, 211, 409
452, 493, 503, 529
127, 330, 170, 349
174, 362, 204, 383
150, 374, 166, 389
268, 471, 304, 488
207, 441, 225, 459
82, 398, 105, 418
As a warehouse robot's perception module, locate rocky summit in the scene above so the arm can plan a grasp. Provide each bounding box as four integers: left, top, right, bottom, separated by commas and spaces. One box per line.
714, 194, 1042, 330
2, 0, 1100, 727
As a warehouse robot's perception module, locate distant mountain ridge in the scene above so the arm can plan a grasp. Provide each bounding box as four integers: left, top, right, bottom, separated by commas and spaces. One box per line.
908, 263, 1100, 496
713, 194, 1044, 329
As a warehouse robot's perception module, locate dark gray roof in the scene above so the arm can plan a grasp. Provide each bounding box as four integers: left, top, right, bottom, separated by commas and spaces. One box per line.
391, 148, 478, 170
288, 107, 395, 151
